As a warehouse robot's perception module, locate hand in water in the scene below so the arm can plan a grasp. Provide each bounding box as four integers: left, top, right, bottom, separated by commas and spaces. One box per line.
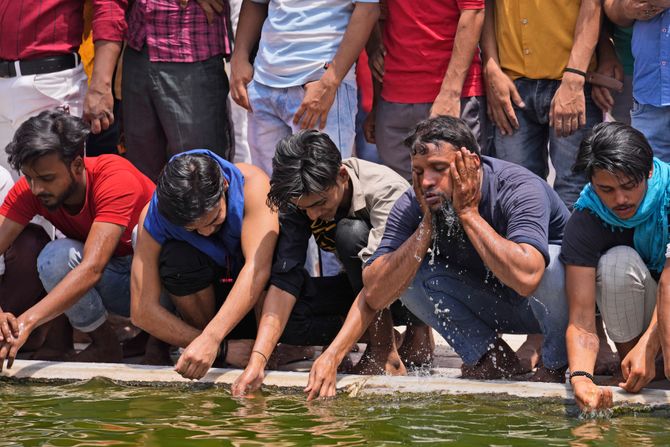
449, 148, 481, 217
305, 350, 339, 401
573, 378, 613, 412
232, 361, 265, 397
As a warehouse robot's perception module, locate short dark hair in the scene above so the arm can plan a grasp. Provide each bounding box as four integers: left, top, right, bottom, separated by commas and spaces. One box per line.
574, 122, 653, 185
267, 130, 342, 212
404, 115, 480, 157
156, 153, 226, 227
5, 109, 89, 171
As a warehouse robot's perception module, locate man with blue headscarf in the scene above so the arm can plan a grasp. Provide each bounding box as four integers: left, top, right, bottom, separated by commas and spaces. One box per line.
562, 122, 670, 412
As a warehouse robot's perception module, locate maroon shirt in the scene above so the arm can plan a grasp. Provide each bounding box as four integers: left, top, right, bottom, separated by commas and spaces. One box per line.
0, 0, 127, 61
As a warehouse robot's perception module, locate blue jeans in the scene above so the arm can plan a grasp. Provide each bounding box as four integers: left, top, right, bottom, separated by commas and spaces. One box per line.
494, 78, 601, 209
247, 79, 357, 175
631, 101, 670, 162
37, 238, 132, 332
400, 245, 568, 369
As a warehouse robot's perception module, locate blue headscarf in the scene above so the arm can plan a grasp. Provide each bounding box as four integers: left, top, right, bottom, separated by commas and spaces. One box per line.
574, 157, 670, 272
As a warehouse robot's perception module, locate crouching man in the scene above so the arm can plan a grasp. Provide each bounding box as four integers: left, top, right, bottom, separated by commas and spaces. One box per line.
564, 122, 670, 411
130, 150, 278, 379
232, 130, 435, 396
0, 110, 155, 366
306, 116, 571, 399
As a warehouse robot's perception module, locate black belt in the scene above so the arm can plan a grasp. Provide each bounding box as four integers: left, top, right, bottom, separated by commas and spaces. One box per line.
0, 53, 80, 78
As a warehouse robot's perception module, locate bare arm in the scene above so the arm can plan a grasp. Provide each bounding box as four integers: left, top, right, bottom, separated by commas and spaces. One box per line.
293, 2, 380, 129
130, 204, 201, 347
230, 0, 268, 110
83, 40, 122, 134
232, 285, 297, 396
174, 164, 279, 379
659, 260, 670, 379
430, 8, 484, 118
304, 290, 378, 400
550, 0, 601, 138
565, 265, 613, 410
0, 215, 25, 257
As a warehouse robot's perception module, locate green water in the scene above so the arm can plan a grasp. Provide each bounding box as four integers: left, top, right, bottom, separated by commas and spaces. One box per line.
0, 379, 669, 446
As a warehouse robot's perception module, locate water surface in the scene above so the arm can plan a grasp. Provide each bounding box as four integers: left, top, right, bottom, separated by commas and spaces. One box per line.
0, 379, 668, 446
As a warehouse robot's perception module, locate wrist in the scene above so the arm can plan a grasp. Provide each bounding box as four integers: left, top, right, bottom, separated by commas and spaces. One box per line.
561, 71, 586, 89
569, 370, 595, 387
456, 207, 480, 221
320, 68, 341, 90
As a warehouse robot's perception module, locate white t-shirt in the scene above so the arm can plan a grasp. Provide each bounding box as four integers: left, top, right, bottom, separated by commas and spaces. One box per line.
251, 0, 378, 88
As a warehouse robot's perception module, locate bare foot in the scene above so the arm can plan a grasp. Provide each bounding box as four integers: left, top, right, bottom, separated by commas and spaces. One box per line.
528, 365, 567, 383
140, 336, 173, 366
398, 324, 435, 367
515, 334, 542, 373
461, 339, 524, 380
267, 344, 315, 369
350, 345, 407, 376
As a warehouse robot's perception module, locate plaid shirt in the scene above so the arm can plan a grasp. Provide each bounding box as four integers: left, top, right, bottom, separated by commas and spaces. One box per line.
126, 0, 231, 63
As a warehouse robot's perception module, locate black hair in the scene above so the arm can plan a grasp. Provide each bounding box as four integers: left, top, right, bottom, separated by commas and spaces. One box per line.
5, 109, 89, 171
267, 130, 342, 212
574, 122, 653, 185
156, 153, 226, 227
404, 115, 480, 156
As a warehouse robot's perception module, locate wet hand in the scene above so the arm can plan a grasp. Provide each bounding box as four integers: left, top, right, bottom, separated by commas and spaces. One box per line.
230, 58, 254, 112
618, 343, 657, 393
231, 362, 265, 397
0, 314, 29, 372
304, 351, 339, 401
293, 79, 338, 130
449, 148, 481, 217
572, 379, 613, 412
174, 332, 219, 380
82, 87, 114, 134
483, 62, 524, 136
550, 73, 586, 138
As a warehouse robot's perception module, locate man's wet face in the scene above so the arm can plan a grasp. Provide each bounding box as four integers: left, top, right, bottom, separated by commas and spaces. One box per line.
21, 153, 79, 211
411, 142, 460, 212
591, 168, 650, 220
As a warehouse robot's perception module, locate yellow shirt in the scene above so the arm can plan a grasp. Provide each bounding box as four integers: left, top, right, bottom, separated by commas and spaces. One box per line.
494, 1, 592, 80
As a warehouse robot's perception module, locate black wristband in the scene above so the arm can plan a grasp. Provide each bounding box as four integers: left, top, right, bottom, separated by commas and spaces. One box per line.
569, 370, 594, 383
564, 67, 587, 78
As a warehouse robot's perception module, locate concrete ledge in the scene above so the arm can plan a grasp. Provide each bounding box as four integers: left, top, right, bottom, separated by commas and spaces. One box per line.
2, 359, 670, 408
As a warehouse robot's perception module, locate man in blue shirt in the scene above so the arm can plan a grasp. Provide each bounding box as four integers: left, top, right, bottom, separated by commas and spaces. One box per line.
605, 1, 670, 160
306, 117, 571, 399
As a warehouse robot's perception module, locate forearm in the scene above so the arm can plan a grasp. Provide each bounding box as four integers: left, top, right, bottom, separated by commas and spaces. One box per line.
658, 276, 670, 355
247, 286, 297, 368
603, 0, 635, 27
323, 291, 380, 364
439, 9, 484, 99
480, 0, 500, 70
459, 211, 543, 296
323, 3, 380, 87
362, 215, 432, 310
89, 41, 122, 94
596, 21, 618, 63
138, 303, 201, 348
200, 264, 268, 344
20, 263, 106, 332
232, 0, 267, 61
640, 305, 662, 355
566, 0, 602, 72
566, 323, 599, 377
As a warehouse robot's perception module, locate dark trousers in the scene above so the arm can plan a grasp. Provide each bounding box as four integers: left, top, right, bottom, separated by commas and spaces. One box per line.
122, 46, 234, 181
0, 224, 50, 315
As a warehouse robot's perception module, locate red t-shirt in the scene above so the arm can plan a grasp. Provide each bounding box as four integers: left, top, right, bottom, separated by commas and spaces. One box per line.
381, 0, 484, 104
0, 0, 127, 61
0, 155, 154, 257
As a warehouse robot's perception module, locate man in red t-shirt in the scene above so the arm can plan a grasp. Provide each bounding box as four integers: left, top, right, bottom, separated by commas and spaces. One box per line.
364, 0, 487, 180
0, 110, 154, 367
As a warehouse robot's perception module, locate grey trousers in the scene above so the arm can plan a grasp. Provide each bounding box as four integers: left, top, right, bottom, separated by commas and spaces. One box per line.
122, 46, 234, 181
375, 96, 489, 180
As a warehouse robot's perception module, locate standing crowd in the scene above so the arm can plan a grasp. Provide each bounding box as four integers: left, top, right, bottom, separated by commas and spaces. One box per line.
0, 0, 670, 413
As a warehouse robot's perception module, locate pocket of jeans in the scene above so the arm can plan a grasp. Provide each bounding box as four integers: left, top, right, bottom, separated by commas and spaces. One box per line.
33, 66, 86, 107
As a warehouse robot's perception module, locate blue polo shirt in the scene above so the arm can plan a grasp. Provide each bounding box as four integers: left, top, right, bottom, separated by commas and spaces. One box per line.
632, 11, 670, 106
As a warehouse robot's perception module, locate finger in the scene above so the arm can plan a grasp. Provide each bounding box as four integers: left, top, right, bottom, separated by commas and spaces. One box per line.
90, 118, 102, 135
592, 88, 608, 113
318, 110, 328, 130
454, 150, 468, 178
569, 115, 579, 136
7, 315, 18, 338
0, 343, 8, 372
492, 108, 512, 135
578, 109, 587, 128
100, 115, 110, 132
0, 321, 11, 342
175, 356, 187, 375
293, 104, 307, 126
613, 64, 624, 85
602, 89, 615, 110
6, 343, 17, 369
303, 110, 317, 130
621, 360, 631, 381
306, 376, 323, 401
320, 379, 336, 399
510, 86, 526, 109
200, 3, 215, 24
450, 162, 462, 186
604, 388, 614, 408
209, 0, 224, 14
501, 101, 520, 130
